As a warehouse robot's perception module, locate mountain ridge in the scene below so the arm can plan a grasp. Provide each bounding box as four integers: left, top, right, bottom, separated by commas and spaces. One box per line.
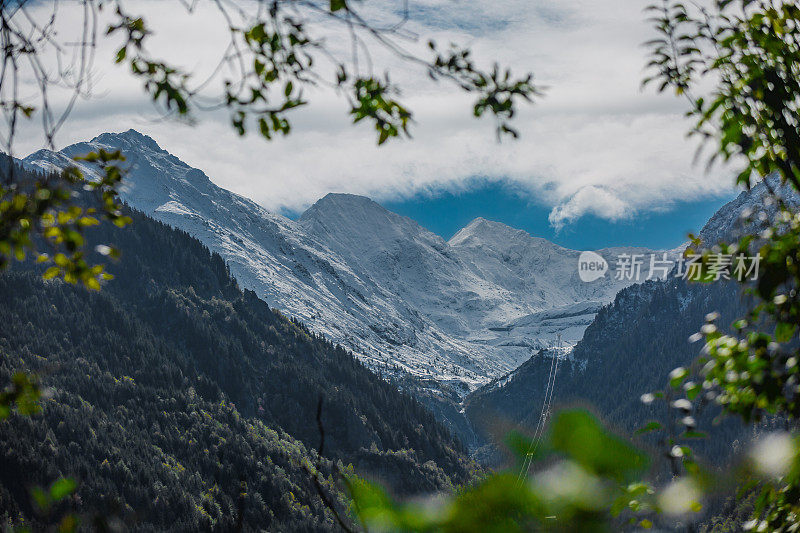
464, 172, 800, 459
22, 129, 672, 394
449, 217, 555, 249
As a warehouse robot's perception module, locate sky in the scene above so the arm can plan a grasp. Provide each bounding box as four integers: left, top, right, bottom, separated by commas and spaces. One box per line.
380, 181, 734, 250
9, 0, 739, 249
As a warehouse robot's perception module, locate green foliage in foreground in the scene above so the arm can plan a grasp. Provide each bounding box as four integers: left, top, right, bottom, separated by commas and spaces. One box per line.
105, 2, 538, 144
5, 0, 800, 530
350, 410, 651, 532
0, 372, 41, 421
0, 151, 130, 291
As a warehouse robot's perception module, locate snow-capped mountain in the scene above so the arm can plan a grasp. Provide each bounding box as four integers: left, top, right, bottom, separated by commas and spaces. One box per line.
464, 172, 800, 450
447, 217, 682, 355
23, 130, 673, 394
698, 174, 800, 245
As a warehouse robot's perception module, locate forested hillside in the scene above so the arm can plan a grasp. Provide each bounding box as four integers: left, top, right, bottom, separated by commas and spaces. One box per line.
463, 183, 790, 466
465, 277, 751, 468
464, 179, 798, 466
0, 184, 474, 530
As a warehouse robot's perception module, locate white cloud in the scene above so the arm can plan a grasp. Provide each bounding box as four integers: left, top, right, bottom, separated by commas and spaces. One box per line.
549, 186, 629, 230
10, 0, 735, 226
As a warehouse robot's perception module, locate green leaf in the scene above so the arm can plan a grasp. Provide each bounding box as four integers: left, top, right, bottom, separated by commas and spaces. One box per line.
49, 478, 77, 501
550, 409, 649, 481
775, 322, 796, 343
330, 0, 346, 12
31, 487, 50, 511
682, 430, 708, 439
505, 430, 545, 465
59, 514, 79, 533
43, 266, 60, 280
636, 421, 663, 435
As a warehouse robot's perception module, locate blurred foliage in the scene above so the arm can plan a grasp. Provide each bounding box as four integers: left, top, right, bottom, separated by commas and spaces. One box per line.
0, 151, 129, 290
349, 409, 667, 532
642, 0, 800, 529
0, 371, 42, 420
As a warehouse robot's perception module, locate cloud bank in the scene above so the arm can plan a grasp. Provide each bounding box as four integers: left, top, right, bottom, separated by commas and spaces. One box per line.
11, 0, 734, 227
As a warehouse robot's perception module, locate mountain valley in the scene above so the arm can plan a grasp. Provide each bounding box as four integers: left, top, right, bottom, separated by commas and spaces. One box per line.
24, 130, 676, 397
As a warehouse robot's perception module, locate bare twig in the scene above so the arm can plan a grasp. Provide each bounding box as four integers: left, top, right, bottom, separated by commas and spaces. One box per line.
310, 396, 357, 533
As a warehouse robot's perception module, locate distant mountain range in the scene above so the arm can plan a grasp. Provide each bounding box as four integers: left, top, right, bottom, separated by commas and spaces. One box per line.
24, 129, 676, 394
464, 174, 800, 460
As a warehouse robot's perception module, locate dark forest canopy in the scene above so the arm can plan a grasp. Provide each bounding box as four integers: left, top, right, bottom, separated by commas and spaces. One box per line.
0, 167, 476, 530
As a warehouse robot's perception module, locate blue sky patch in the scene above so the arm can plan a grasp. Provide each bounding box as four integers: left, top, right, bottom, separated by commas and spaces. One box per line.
380, 181, 734, 250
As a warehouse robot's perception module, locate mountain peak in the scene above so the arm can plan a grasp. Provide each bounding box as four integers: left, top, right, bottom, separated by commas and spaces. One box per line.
449, 217, 530, 247
298, 192, 447, 262
90, 129, 164, 153
299, 192, 393, 226
320, 192, 383, 208
698, 174, 800, 244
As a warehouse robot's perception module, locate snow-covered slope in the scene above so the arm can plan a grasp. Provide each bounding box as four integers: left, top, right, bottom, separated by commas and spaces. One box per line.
23, 130, 671, 394
464, 173, 800, 452
447, 217, 681, 353
698, 174, 800, 244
